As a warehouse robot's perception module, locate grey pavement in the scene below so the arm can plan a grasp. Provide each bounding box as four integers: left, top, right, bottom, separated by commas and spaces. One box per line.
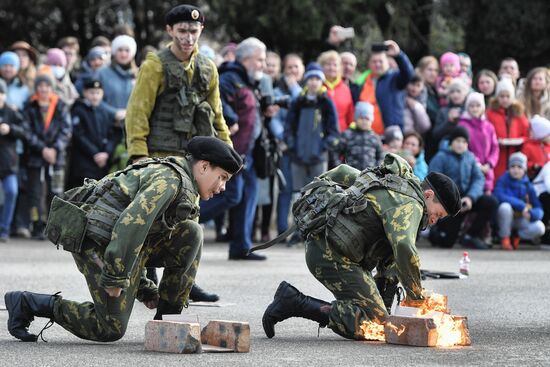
1, 232, 550, 366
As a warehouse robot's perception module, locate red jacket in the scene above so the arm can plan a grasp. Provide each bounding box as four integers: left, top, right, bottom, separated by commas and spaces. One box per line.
325, 78, 354, 132
522, 139, 550, 179
486, 100, 530, 179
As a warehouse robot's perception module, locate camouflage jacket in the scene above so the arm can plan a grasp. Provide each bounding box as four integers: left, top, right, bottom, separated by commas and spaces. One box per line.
319, 157, 426, 300
339, 125, 383, 170
85, 156, 199, 289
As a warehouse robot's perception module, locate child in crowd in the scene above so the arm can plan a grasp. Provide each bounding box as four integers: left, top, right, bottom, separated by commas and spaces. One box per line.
432, 78, 469, 148
285, 62, 339, 192
383, 125, 403, 154
0, 79, 26, 242
494, 152, 545, 250
23, 74, 72, 239
522, 115, 550, 179
458, 92, 499, 192
338, 101, 383, 170
404, 74, 431, 134
486, 78, 530, 179
458, 52, 473, 81
67, 80, 117, 189
403, 131, 428, 180
428, 126, 498, 249
437, 52, 470, 106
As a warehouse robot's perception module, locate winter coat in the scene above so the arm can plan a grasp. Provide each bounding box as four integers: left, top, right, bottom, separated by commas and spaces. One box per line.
432, 102, 466, 146
324, 77, 354, 132
403, 98, 431, 134
0, 106, 26, 177
493, 172, 543, 222
218, 61, 261, 155
22, 96, 72, 168
486, 99, 530, 179
458, 113, 500, 191
413, 150, 428, 181
429, 148, 485, 201
338, 124, 383, 170
4, 77, 30, 111
285, 90, 340, 165
270, 77, 302, 141
69, 99, 117, 180
521, 139, 550, 179
95, 63, 135, 110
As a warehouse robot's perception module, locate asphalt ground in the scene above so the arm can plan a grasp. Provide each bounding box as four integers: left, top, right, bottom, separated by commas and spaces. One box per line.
1, 232, 549, 366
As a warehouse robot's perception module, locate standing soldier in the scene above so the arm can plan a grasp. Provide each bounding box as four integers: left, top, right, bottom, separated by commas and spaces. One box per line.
261, 154, 461, 340
5, 137, 242, 342
125, 4, 232, 302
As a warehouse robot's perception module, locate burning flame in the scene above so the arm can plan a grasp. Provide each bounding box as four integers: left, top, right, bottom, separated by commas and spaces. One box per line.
432, 314, 466, 347
415, 292, 448, 315
359, 320, 385, 342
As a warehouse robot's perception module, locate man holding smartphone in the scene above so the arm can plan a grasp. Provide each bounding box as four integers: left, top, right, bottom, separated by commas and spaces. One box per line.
358, 40, 414, 135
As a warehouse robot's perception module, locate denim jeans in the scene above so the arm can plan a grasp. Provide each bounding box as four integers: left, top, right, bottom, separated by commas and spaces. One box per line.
0, 174, 18, 235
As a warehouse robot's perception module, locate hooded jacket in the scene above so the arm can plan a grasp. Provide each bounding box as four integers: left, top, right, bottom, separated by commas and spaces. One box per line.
493, 172, 543, 222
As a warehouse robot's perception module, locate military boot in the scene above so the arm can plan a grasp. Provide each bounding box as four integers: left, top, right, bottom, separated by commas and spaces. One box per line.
153, 299, 183, 320
4, 291, 57, 342
262, 281, 330, 338
189, 284, 219, 302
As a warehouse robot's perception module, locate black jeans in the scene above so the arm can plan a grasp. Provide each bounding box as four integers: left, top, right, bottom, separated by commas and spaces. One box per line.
429, 194, 498, 248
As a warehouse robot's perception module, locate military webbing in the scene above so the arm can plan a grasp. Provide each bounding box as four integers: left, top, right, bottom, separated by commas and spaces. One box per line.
248, 224, 297, 254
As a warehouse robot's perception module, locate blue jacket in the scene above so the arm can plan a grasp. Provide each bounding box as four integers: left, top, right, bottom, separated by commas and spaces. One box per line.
429, 148, 485, 201
270, 78, 302, 141
493, 172, 543, 222
413, 150, 428, 181
359, 52, 414, 130
95, 63, 135, 110
285, 92, 339, 165
5, 77, 30, 111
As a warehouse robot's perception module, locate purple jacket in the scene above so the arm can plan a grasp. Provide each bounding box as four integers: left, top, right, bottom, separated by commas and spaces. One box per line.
458, 113, 500, 191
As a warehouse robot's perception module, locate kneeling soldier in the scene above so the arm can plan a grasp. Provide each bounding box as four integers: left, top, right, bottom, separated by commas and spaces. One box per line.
262, 154, 461, 340
5, 136, 242, 342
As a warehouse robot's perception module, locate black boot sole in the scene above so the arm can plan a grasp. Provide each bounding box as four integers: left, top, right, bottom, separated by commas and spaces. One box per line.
4, 292, 38, 342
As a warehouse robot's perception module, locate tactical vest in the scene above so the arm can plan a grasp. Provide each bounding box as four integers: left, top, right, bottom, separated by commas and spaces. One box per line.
62, 157, 198, 248
292, 159, 427, 262
148, 49, 215, 154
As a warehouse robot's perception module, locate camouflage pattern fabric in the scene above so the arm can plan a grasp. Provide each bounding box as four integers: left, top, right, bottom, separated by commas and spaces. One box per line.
51, 157, 202, 341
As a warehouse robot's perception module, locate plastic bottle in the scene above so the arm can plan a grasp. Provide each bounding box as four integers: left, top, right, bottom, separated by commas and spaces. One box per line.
459, 251, 470, 277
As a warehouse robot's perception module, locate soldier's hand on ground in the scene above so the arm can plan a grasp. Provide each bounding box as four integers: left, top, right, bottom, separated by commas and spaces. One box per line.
384, 40, 400, 57
93, 152, 109, 168
105, 287, 122, 298
144, 294, 160, 309
115, 109, 127, 121
229, 123, 239, 135
0, 123, 10, 135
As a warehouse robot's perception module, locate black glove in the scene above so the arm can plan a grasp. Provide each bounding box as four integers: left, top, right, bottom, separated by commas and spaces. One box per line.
375, 277, 399, 314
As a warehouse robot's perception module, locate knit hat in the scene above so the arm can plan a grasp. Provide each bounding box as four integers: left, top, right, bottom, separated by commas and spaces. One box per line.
46, 48, 67, 68
355, 101, 374, 121
508, 152, 527, 170
465, 92, 485, 110
449, 125, 469, 143
111, 35, 137, 60
384, 125, 403, 144
0, 79, 7, 94
221, 42, 237, 57
0, 51, 20, 71
34, 73, 54, 89
440, 52, 460, 74
448, 78, 469, 95
530, 115, 550, 140
187, 136, 243, 175
495, 77, 515, 98
425, 172, 462, 216
303, 62, 325, 82
87, 46, 107, 62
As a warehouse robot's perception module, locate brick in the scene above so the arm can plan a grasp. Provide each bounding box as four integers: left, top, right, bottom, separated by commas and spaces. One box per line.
144, 321, 202, 354
385, 315, 438, 347
201, 320, 250, 352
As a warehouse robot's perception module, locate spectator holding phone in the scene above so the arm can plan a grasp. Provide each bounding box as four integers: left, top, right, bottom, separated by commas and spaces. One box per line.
357, 40, 414, 134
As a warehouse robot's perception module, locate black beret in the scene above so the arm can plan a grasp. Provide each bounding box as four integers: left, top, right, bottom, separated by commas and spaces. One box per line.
83, 79, 102, 90
425, 172, 462, 217
165, 5, 204, 26
449, 125, 469, 144
187, 136, 243, 175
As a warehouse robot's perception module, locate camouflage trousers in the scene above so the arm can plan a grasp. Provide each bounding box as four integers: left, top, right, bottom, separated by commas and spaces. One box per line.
305, 235, 388, 340
52, 220, 202, 342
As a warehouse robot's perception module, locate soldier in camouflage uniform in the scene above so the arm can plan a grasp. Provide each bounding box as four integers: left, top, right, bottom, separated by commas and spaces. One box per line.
338, 101, 383, 170
262, 154, 461, 340
125, 4, 232, 301
4, 137, 242, 342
